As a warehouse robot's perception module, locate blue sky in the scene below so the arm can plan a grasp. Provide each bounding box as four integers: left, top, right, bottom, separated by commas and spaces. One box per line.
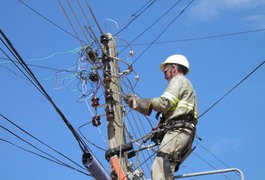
1, 0, 265, 180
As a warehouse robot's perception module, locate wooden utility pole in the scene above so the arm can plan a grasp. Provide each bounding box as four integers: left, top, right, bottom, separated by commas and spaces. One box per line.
101, 33, 128, 178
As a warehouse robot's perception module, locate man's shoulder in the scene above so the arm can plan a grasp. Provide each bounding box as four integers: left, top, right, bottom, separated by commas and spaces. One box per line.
172, 75, 190, 82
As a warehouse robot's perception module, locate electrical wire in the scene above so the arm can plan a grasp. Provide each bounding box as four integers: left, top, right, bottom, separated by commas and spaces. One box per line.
124, 127, 232, 180
84, 0, 104, 35
16, 1, 264, 177
194, 141, 241, 179
114, 2, 200, 172
75, 0, 99, 48
0, 65, 28, 80
0, 56, 76, 73
0, 124, 90, 175
81, 80, 108, 146
78, 122, 107, 152
1, 28, 90, 154
0, 44, 48, 99
131, 59, 265, 177
119, 0, 182, 55
130, 27, 265, 46
126, 111, 153, 172
0, 46, 80, 64
131, 0, 195, 66
135, 112, 154, 162
192, 152, 232, 180
136, 58, 265, 176
117, 55, 156, 173
75, 0, 92, 32
0, 114, 86, 171
119, 53, 265, 179
0, 36, 42, 84
198, 59, 265, 119
195, 140, 232, 171
65, 0, 91, 44
1, 43, 77, 93
18, 0, 86, 44
18, 0, 153, 51
0, 138, 90, 176
69, 1, 262, 176
114, 0, 157, 36
1, 28, 113, 179
57, 0, 86, 47
131, 0, 156, 17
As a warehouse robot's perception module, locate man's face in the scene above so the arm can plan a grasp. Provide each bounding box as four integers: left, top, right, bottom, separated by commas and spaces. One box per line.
163, 64, 180, 81
163, 64, 173, 81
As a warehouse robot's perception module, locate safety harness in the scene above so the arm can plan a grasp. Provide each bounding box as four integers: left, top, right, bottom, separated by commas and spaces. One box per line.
152, 112, 196, 175
105, 113, 196, 179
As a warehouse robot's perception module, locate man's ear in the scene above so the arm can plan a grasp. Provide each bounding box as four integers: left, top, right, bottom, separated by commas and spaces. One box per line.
172, 65, 178, 73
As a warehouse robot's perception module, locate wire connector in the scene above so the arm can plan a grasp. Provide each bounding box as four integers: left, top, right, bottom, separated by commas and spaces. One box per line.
89, 70, 99, 82
100, 34, 109, 45
92, 116, 101, 127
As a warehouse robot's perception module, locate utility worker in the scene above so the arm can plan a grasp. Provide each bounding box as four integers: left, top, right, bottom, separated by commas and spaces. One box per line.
124, 54, 198, 180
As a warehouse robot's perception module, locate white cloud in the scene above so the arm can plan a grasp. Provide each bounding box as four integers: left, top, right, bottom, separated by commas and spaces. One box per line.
189, 0, 265, 22
221, 0, 265, 9
209, 138, 241, 154
243, 15, 265, 28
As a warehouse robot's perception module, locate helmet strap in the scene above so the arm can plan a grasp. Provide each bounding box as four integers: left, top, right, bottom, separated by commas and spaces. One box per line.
169, 67, 173, 80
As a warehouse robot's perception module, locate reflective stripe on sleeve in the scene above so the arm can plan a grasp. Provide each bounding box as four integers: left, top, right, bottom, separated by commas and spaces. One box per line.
161, 92, 198, 120
194, 112, 198, 119
161, 92, 179, 105
178, 100, 194, 110
171, 100, 198, 119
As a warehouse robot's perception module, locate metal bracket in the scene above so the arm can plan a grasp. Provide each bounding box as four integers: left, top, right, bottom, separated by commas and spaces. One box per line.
174, 168, 245, 180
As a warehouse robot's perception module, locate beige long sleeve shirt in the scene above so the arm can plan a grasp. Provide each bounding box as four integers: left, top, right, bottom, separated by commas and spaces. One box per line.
151, 74, 198, 123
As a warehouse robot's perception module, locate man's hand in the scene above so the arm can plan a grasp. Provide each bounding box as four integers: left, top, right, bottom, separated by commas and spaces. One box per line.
124, 93, 152, 116
124, 93, 135, 109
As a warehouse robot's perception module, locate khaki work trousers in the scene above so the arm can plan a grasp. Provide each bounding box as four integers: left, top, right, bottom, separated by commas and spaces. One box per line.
151, 128, 193, 180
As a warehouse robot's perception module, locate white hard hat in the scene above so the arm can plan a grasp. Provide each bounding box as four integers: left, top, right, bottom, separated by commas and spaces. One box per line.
160, 54, 190, 73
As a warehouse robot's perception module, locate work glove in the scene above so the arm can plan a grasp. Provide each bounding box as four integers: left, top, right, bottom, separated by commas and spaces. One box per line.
124, 93, 135, 109
124, 93, 153, 116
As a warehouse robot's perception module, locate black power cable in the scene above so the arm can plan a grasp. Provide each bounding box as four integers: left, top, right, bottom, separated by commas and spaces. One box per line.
0, 124, 90, 175
1, 29, 111, 178
0, 114, 85, 171
0, 29, 88, 153
199, 59, 265, 119
0, 138, 90, 176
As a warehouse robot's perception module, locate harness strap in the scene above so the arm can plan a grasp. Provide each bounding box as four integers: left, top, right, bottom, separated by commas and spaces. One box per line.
157, 152, 177, 178
155, 124, 196, 172
161, 120, 195, 132
151, 120, 195, 145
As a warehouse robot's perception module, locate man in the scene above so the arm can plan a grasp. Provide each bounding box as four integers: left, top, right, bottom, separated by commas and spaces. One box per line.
124, 54, 198, 180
